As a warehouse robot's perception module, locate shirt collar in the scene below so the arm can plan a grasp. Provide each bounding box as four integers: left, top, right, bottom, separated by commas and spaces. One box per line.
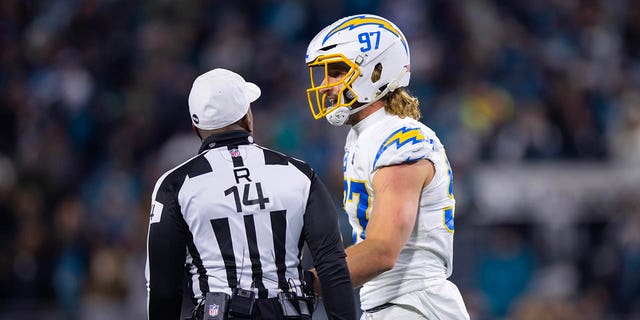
352, 107, 389, 135
198, 130, 253, 153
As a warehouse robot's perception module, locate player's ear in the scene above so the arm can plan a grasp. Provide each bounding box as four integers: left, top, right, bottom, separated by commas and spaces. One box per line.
192, 124, 203, 140
239, 108, 254, 136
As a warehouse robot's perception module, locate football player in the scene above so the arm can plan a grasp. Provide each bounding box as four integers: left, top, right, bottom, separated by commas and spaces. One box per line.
305, 14, 470, 319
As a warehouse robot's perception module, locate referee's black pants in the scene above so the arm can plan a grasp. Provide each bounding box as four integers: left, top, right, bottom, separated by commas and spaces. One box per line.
228, 297, 290, 320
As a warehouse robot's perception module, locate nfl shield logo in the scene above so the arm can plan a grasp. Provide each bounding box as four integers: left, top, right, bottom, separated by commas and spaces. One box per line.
208, 304, 219, 316
230, 149, 240, 157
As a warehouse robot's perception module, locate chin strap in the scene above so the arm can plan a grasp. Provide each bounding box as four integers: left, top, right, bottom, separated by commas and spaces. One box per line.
325, 66, 408, 126
326, 106, 351, 126
325, 81, 402, 126
326, 99, 379, 126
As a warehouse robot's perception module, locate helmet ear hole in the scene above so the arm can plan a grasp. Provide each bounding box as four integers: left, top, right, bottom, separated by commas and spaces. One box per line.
371, 63, 383, 83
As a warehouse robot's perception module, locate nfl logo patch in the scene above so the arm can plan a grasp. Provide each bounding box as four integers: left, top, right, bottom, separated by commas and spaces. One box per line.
230, 149, 240, 157
208, 304, 219, 317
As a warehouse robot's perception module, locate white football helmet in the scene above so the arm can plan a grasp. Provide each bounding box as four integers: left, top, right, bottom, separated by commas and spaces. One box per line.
305, 14, 411, 126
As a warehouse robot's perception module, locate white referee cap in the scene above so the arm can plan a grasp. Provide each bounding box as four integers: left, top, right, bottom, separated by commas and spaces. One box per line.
188, 68, 261, 130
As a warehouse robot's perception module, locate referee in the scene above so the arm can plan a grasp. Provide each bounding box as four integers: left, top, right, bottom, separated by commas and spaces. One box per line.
145, 68, 355, 320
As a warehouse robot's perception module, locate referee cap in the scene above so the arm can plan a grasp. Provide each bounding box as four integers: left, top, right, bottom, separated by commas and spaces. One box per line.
188, 68, 261, 130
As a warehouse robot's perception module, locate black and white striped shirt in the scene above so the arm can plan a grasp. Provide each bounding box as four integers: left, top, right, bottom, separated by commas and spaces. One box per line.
146, 130, 354, 319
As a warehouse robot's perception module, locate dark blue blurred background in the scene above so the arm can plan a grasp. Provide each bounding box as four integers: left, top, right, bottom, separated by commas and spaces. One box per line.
1, 0, 639, 319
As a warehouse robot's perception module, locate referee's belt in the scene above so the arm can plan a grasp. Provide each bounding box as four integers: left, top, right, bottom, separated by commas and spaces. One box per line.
189, 290, 314, 320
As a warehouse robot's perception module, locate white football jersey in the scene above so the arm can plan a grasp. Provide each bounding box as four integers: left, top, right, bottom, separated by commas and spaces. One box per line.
342, 108, 456, 310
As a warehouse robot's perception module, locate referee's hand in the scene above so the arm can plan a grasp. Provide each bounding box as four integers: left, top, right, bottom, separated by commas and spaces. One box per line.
308, 268, 321, 295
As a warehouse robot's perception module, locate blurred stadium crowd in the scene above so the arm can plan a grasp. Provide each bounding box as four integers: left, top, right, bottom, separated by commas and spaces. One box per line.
1, 0, 639, 319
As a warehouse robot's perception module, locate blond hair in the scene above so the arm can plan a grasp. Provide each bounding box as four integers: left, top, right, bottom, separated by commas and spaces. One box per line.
371, 64, 421, 120
383, 88, 421, 120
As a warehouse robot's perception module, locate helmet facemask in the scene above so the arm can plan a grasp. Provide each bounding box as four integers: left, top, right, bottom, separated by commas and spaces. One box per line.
306, 53, 361, 120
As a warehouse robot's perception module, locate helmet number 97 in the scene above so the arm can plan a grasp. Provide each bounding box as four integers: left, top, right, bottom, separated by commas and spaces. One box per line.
358, 31, 381, 52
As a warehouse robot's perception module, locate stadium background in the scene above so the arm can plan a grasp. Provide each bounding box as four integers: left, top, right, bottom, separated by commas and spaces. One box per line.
1, 0, 639, 319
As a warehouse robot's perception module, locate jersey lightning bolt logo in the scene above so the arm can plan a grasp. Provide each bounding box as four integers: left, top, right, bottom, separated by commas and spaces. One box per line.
373, 127, 425, 169
322, 15, 408, 53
